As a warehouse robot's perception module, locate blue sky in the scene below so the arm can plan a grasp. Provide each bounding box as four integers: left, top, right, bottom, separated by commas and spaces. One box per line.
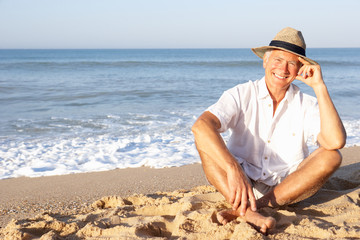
0, 0, 359, 49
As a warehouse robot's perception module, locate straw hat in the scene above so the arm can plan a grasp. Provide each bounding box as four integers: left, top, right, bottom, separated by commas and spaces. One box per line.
252, 27, 317, 65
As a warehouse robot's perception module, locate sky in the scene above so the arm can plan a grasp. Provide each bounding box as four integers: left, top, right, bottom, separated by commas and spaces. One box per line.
0, 0, 359, 49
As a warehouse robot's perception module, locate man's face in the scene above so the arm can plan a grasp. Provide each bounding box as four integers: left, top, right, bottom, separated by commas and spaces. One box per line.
263, 50, 302, 93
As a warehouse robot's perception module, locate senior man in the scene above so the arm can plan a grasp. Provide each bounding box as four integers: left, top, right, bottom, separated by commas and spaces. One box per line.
192, 27, 346, 234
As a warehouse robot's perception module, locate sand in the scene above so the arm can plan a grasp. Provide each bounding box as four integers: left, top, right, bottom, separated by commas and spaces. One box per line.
0, 147, 359, 239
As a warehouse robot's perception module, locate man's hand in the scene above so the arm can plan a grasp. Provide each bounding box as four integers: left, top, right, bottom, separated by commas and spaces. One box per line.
192, 111, 258, 215
227, 163, 257, 216
296, 57, 346, 150
296, 57, 325, 90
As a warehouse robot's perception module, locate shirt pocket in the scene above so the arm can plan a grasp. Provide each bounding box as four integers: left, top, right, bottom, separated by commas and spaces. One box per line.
273, 129, 306, 165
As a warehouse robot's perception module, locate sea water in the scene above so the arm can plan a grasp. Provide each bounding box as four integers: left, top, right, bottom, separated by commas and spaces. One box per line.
1, 49, 359, 179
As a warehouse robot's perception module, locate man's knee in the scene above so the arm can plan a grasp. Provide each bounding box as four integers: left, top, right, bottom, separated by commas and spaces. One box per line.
318, 148, 342, 174
327, 149, 342, 168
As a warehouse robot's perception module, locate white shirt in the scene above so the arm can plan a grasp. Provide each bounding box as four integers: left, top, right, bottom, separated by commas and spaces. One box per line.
207, 77, 320, 186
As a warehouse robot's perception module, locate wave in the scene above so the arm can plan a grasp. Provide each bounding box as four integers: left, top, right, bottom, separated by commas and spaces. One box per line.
0, 114, 359, 179
0, 60, 262, 70
318, 60, 360, 67
2, 59, 359, 71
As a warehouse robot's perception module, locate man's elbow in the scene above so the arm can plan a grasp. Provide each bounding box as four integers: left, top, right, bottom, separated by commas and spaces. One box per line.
192, 112, 220, 136
334, 131, 347, 149
318, 132, 347, 150
191, 117, 206, 137
191, 122, 198, 136
333, 138, 346, 150
327, 143, 345, 151
323, 137, 346, 150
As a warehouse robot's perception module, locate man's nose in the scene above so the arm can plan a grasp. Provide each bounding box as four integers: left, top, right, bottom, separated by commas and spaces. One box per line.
279, 61, 290, 73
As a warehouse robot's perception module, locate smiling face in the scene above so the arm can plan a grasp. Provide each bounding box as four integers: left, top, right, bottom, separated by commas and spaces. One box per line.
263, 50, 302, 97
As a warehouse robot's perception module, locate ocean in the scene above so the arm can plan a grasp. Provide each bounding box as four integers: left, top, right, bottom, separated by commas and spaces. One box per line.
1, 48, 359, 179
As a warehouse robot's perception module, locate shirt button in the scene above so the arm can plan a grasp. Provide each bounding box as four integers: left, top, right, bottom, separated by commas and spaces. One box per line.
267, 140, 271, 143
268, 104, 271, 107
264, 156, 268, 160
263, 173, 266, 176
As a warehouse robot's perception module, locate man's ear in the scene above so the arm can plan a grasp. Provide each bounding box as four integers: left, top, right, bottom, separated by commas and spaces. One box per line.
262, 56, 268, 69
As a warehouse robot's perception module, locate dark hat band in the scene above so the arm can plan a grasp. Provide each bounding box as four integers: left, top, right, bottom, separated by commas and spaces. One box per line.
269, 40, 306, 57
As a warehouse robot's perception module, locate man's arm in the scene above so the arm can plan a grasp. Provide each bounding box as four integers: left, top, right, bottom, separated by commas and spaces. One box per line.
297, 58, 346, 150
191, 111, 257, 215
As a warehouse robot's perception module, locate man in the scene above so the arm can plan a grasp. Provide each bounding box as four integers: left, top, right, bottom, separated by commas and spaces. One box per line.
191, 27, 346, 234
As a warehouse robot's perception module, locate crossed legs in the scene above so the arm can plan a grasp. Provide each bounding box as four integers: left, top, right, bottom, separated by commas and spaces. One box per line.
256, 147, 342, 208
200, 147, 342, 234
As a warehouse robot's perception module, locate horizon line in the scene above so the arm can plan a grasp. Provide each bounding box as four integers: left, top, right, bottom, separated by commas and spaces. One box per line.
1, 47, 360, 50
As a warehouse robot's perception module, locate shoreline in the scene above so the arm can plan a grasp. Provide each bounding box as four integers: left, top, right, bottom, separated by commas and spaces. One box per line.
1, 146, 359, 239
0, 163, 208, 228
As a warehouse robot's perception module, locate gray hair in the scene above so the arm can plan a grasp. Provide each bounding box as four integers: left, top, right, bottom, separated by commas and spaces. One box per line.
263, 50, 273, 61
263, 49, 303, 67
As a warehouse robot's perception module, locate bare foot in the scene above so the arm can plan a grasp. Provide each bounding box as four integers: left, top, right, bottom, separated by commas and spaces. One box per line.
217, 208, 276, 234
217, 209, 238, 225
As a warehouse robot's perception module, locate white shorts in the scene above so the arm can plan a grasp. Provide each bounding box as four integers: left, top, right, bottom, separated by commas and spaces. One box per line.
205, 174, 274, 200
249, 178, 275, 200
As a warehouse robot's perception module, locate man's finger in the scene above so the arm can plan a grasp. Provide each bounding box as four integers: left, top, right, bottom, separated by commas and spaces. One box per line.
228, 190, 235, 205
298, 57, 310, 65
297, 65, 311, 80
232, 190, 241, 210
248, 186, 257, 212
296, 75, 305, 82
239, 191, 248, 216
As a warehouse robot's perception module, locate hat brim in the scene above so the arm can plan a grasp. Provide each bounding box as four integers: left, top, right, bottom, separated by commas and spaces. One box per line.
251, 46, 318, 65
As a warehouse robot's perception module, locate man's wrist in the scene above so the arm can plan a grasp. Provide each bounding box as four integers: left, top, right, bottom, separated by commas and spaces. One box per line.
226, 159, 242, 173
313, 82, 327, 95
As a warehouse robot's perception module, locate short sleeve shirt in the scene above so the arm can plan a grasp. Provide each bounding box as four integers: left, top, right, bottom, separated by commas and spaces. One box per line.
207, 77, 320, 186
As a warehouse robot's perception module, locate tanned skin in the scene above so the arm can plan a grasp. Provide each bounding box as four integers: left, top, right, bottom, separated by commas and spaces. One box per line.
192, 50, 346, 234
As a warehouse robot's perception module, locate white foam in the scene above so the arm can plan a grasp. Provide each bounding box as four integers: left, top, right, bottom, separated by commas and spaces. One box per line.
0, 118, 359, 179
343, 119, 360, 147
0, 122, 200, 179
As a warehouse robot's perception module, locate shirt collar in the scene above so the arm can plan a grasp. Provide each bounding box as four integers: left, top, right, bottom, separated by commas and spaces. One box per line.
286, 83, 296, 103
258, 76, 298, 103
258, 77, 270, 99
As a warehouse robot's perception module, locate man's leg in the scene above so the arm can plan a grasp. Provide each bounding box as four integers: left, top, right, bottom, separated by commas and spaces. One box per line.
198, 151, 231, 201
198, 151, 276, 233
215, 147, 341, 233
257, 147, 342, 208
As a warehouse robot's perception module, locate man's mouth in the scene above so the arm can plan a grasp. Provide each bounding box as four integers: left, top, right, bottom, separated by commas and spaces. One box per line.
274, 73, 287, 80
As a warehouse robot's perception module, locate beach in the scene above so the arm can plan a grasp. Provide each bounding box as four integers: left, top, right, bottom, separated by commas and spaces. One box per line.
0, 146, 359, 239
1, 49, 359, 239
1, 49, 360, 180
